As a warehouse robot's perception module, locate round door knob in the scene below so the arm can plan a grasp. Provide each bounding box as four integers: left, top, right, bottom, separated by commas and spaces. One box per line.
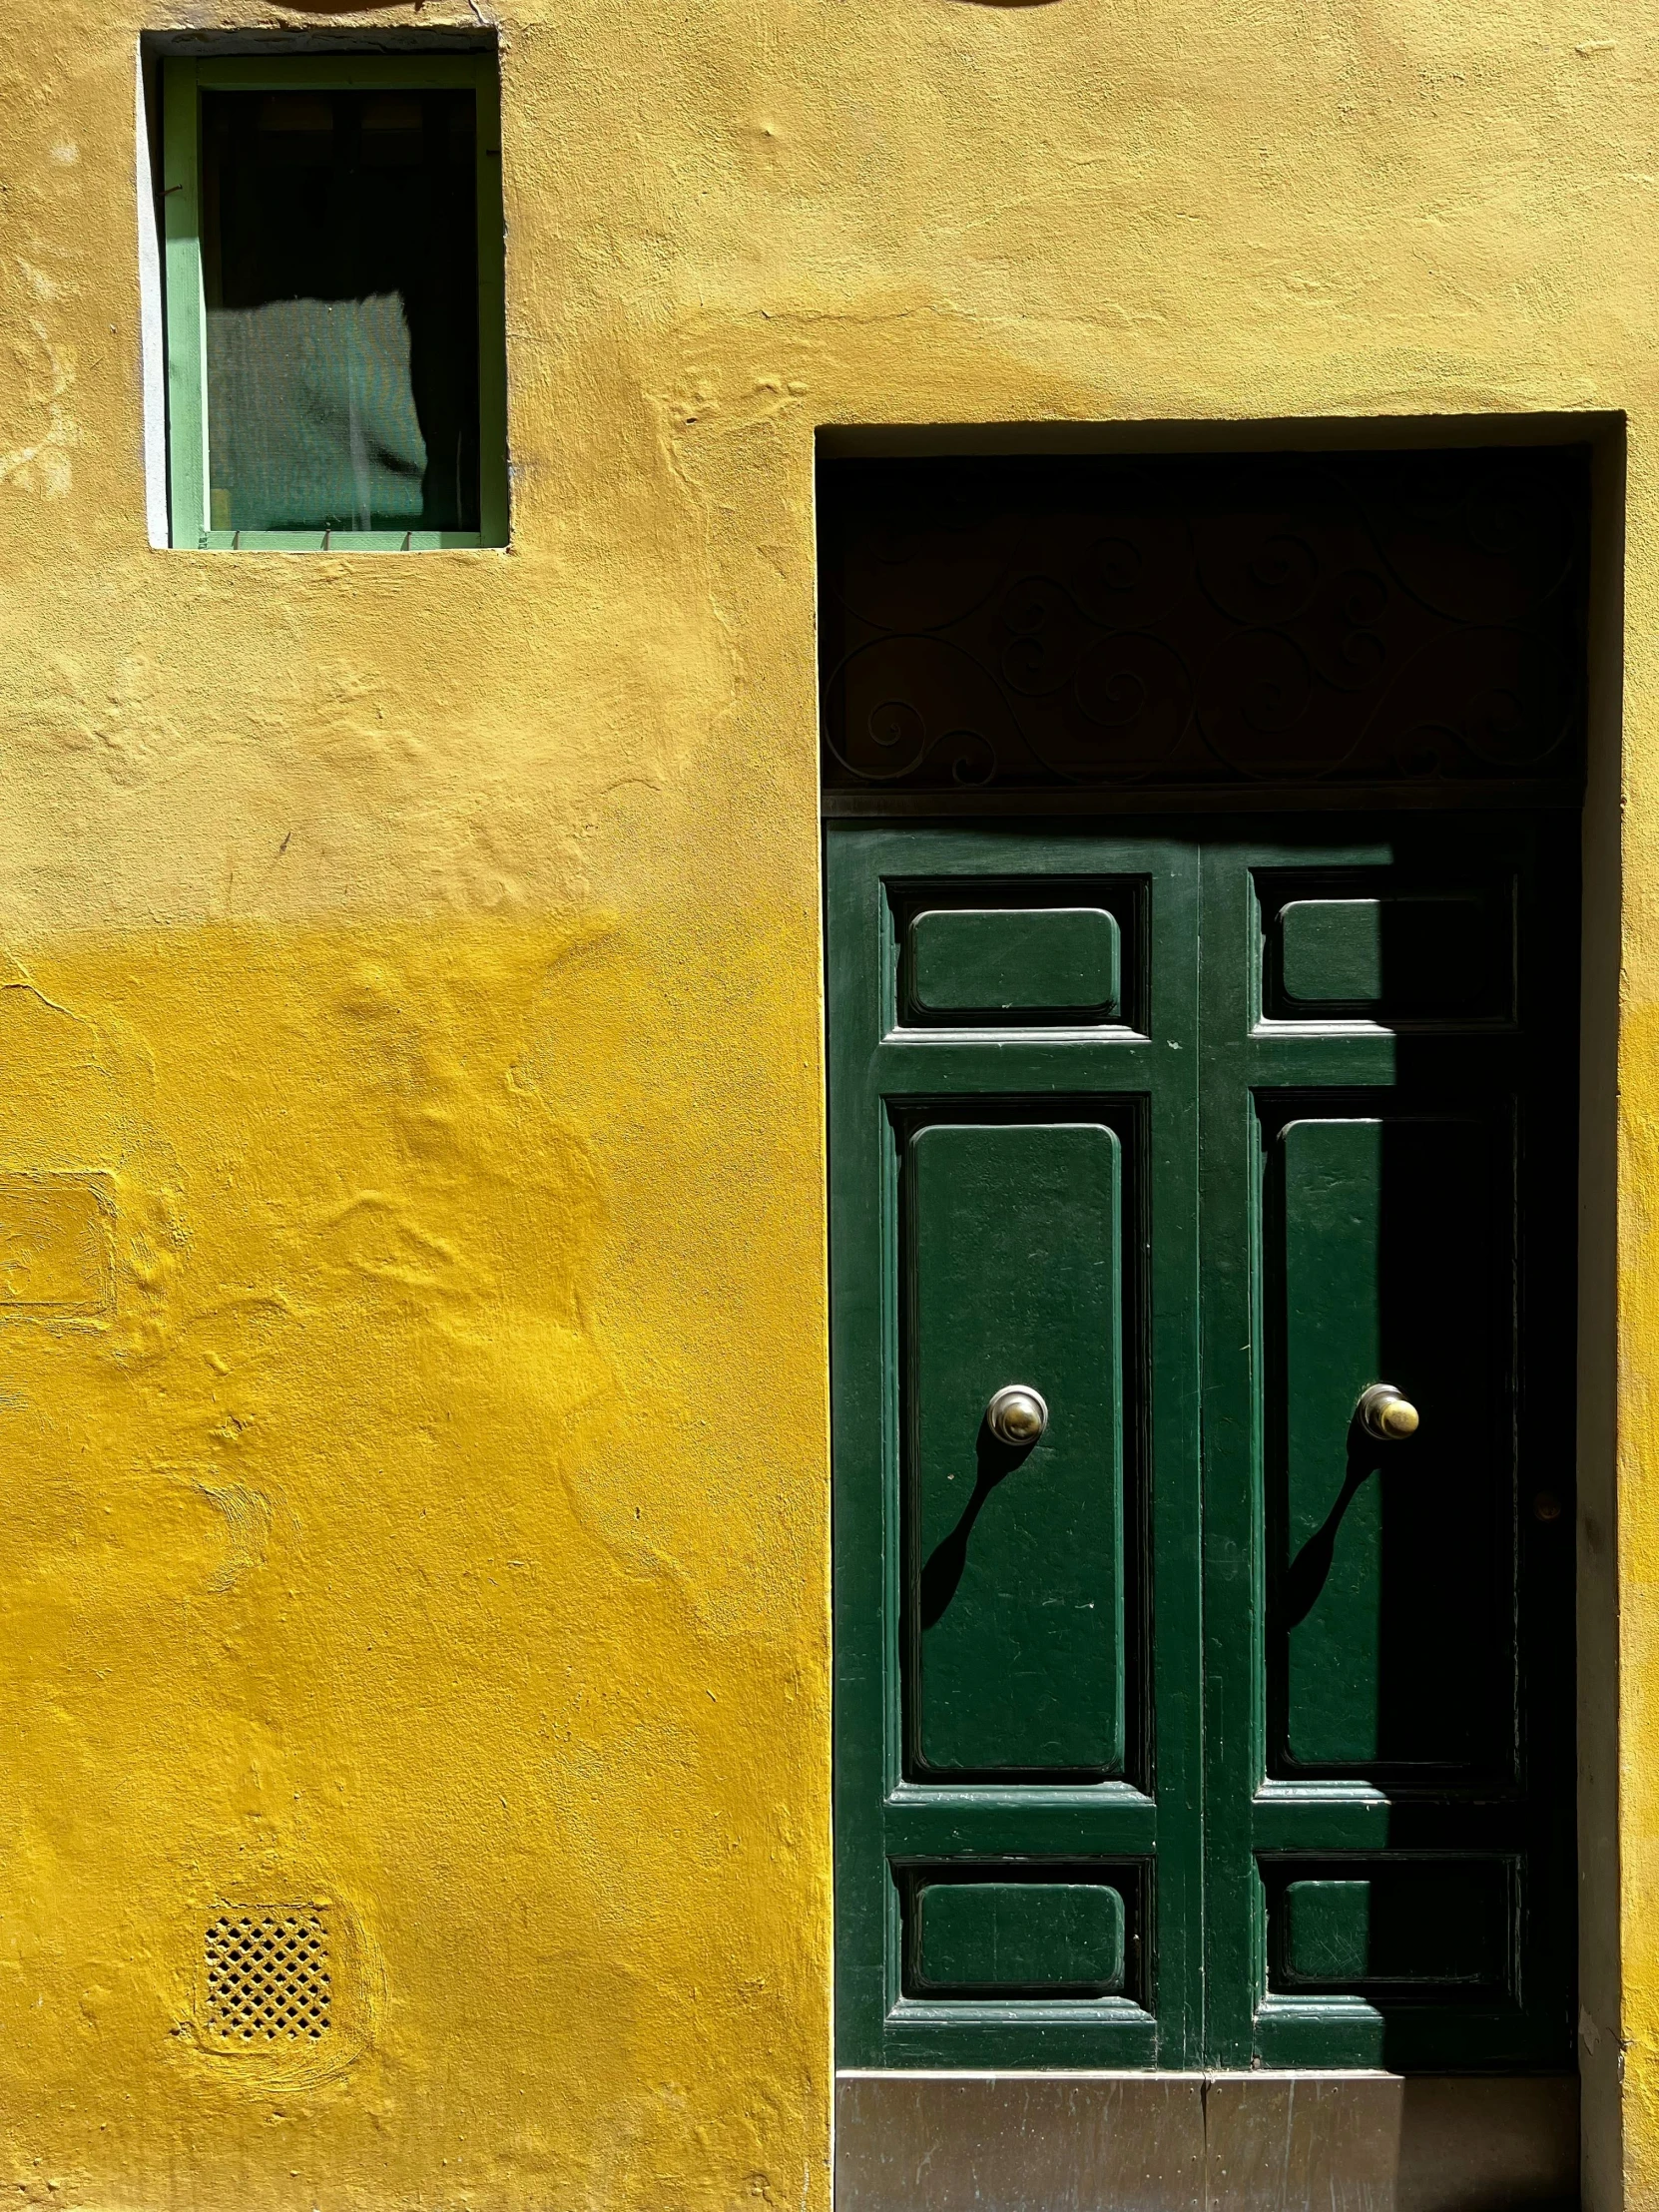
1357, 1382, 1419, 1440
986, 1383, 1048, 1447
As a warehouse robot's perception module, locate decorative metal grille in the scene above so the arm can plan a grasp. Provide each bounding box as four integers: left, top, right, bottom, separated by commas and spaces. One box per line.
819, 448, 1590, 806
204, 1913, 331, 2043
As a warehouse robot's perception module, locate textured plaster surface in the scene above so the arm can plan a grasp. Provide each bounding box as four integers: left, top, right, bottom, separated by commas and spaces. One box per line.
0, 0, 1654, 2206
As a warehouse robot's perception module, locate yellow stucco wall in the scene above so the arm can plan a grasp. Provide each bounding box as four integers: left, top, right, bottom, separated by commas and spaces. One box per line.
0, 0, 1655, 2205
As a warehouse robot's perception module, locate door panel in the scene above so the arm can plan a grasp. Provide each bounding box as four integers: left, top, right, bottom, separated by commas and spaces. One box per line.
906, 905, 1122, 1019
909, 1874, 1128, 1995
891, 875, 1142, 1033
1270, 1861, 1514, 1993
1273, 1108, 1509, 1775
908, 1118, 1124, 1778
1276, 895, 1494, 1012
1260, 870, 1515, 1025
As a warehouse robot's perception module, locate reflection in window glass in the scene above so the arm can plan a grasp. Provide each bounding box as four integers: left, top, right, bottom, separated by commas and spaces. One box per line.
201, 90, 480, 533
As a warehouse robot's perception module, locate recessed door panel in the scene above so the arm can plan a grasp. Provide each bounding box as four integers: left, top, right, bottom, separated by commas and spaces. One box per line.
1269, 889, 1506, 1017
1269, 1861, 1514, 1994
908, 1875, 1129, 1996
906, 1117, 1125, 1778
1272, 1109, 1510, 1775
906, 905, 1121, 1020
890, 876, 1141, 1031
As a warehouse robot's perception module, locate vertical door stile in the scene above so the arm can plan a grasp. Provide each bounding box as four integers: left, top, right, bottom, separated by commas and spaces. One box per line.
1197, 833, 1268, 2066
1152, 840, 1207, 2069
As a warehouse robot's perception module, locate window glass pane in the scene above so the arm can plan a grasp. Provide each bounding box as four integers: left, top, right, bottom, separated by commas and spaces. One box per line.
201, 89, 480, 533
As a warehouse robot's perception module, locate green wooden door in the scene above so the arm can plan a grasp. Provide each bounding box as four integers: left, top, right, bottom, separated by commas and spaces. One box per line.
828, 815, 1576, 2073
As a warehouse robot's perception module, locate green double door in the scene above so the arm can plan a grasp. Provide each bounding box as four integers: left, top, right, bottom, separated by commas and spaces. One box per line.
829, 814, 1577, 2073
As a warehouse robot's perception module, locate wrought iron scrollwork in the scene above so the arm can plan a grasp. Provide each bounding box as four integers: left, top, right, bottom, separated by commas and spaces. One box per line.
820, 449, 1589, 803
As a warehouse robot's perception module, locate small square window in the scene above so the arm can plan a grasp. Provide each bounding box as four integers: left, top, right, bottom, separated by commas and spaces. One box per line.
161, 55, 508, 549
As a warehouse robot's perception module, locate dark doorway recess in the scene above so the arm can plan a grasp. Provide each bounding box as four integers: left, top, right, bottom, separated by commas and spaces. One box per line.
819, 448, 1590, 811
824, 446, 1586, 2096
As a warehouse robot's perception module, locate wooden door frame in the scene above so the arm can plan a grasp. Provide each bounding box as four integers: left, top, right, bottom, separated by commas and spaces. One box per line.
819, 412, 1629, 2209
1572, 413, 1625, 2212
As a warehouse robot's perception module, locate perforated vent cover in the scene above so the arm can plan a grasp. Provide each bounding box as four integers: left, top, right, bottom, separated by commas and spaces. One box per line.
205, 1913, 331, 2043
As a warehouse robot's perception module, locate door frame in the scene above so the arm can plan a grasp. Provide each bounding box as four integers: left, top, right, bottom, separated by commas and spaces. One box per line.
817, 412, 1629, 2208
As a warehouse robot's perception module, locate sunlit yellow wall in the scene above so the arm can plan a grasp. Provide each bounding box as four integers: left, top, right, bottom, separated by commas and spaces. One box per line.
0, 0, 1656, 2206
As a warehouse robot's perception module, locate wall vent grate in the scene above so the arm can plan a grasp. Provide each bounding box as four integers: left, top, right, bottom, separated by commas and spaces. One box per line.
205, 1913, 331, 2042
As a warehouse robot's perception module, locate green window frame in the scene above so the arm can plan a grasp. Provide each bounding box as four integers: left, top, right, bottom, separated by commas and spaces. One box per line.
161, 54, 509, 551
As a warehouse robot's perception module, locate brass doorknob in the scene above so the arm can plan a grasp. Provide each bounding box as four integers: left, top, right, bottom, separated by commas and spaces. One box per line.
1357, 1382, 1419, 1440
986, 1384, 1048, 1446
